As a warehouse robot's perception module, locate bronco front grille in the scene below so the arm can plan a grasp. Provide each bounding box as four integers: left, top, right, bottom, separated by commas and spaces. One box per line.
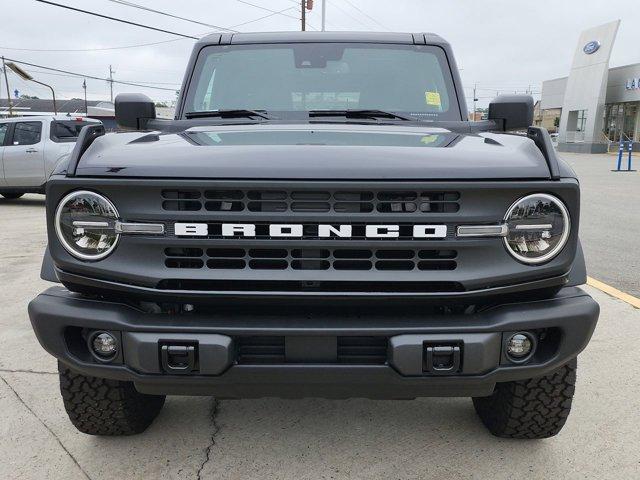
161, 189, 460, 214
164, 247, 457, 271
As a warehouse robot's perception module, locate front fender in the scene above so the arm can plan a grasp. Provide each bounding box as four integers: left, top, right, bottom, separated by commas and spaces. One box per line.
566, 239, 587, 286
40, 245, 60, 283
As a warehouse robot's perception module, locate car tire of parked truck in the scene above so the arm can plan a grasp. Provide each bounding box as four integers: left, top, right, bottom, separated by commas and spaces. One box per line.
0, 193, 24, 199
472, 357, 577, 439
58, 362, 165, 436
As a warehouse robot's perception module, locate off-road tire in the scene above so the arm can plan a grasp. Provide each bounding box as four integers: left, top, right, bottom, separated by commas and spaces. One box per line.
0, 193, 24, 199
58, 362, 166, 436
472, 357, 577, 439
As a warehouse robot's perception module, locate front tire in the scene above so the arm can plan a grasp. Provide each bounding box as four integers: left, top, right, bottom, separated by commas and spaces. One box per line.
0, 193, 24, 199
472, 358, 577, 439
58, 362, 165, 436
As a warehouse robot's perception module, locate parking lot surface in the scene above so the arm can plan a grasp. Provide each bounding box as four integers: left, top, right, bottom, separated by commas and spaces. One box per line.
563, 153, 640, 297
1, 153, 639, 479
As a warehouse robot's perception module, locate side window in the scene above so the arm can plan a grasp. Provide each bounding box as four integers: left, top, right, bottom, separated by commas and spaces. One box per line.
0, 123, 7, 146
12, 122, 42, 146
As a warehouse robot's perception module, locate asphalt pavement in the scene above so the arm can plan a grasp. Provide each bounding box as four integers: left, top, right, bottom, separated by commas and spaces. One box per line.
0, 154, 638, 479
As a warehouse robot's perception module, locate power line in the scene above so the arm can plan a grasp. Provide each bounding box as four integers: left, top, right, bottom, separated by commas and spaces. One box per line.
0, 37, 190, 52
18, 68, 181, 86
103, 0, 238, 32
326, 0, 370, 29
2, 57, 177, 91
235, 0, 318, 30
34, 0, 199, 39
341, 0, 390, 31
34, 69, 180, 85
14, 1, 311, 52
236, 0, 299, 22
231, 4, 303, 29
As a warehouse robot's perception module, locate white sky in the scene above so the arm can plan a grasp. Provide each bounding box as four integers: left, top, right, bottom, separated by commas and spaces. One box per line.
1, 0, 638, 108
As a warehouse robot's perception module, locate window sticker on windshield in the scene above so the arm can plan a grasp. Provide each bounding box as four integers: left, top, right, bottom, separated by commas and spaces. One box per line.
420, 135, 440, 145
425, 91, 441, 107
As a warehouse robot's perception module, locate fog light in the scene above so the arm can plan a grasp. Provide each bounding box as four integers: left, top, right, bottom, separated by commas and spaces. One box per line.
506, 333, 533, 359
92, 332, 118, 358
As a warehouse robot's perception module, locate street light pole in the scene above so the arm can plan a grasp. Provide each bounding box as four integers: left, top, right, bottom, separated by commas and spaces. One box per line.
1, 57, 13, 117
321, 0, 326, 31
6, 62, 57, 114
301, 0, 306, 31
31, 78, 57, 114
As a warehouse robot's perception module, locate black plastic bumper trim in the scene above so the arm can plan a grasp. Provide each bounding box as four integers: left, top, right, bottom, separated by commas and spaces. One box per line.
28, 286, 599, 398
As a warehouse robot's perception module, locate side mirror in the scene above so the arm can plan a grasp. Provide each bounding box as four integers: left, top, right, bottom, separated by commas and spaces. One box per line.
115, 93, 156, 130
488, 95, 534, 131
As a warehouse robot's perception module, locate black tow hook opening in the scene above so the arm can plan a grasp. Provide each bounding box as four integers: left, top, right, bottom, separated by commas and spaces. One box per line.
423, 345, 461, 375
160, 344, 198, 374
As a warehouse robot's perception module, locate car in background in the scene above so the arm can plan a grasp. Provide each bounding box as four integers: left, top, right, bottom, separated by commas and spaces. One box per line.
0, 115, 101, 199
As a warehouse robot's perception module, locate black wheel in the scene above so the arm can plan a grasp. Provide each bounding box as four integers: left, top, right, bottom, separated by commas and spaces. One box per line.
58, 362, 165, 436
472, 358, 577, 439
0, 193, 24, 199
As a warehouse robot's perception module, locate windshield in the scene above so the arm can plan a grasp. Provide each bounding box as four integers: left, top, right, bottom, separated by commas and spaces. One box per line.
183, 43, 460, 121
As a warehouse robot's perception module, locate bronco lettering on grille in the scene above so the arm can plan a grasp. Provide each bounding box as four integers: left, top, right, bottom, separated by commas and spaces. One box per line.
174, 223, 447, 239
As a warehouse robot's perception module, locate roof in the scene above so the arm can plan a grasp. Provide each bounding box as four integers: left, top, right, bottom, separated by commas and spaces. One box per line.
0, 98, 112, 115
198, 31, 448, 46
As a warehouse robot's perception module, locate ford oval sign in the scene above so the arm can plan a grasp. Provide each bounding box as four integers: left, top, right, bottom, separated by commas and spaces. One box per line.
583, 41, 601, 55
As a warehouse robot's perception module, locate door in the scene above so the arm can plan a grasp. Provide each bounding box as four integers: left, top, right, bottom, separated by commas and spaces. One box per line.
0, 122, 8, 187
2, 121, 45, 187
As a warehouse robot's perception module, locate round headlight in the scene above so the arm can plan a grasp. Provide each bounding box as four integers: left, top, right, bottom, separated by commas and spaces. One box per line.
55, 190, 119, 261
503, 193, 570, 265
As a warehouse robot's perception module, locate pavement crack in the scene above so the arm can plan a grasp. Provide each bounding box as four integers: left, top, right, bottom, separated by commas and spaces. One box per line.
0, 375, 93, 480
196, 398, 220, 480
0, 368, 57, 376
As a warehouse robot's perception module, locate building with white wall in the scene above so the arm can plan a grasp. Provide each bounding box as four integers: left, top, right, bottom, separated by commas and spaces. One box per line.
539, 20, 640, 153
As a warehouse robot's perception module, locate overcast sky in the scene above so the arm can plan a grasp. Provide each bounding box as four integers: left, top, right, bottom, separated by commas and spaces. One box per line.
1, 0, 637, 109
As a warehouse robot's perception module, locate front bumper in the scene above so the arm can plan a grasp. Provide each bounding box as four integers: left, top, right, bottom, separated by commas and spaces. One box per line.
29, 286, 599, 399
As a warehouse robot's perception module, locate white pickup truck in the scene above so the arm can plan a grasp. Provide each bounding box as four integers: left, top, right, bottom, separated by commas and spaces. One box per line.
0, 115, 101, 199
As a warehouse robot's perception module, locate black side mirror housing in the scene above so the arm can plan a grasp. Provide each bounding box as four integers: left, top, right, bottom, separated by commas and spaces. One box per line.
488, 95, 534, 131
115, 93, 156, 130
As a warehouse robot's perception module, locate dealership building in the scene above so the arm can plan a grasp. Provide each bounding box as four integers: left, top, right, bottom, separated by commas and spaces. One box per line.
538, 20, 640, 153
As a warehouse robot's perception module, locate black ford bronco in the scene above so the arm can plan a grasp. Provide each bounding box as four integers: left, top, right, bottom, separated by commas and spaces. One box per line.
29, 32, 599, 439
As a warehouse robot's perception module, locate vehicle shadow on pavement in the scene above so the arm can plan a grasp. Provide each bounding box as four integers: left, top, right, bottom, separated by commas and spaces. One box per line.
0, 198, 46, 207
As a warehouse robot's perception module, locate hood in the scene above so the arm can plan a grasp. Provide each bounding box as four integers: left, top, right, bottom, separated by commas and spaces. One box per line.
75, 123, 551, 180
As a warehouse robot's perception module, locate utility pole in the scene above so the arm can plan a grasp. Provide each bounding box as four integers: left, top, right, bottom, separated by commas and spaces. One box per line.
321, 0, 326, 31
83, 79, 88, 115
1, 56, 13, 117
108, 65, 114, 103
472, 83, 476, 121
301, 0, 306, 31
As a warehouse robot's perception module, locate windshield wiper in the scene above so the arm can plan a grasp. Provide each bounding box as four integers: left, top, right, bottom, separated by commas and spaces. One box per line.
308, 109, 418, 122
184, 109, 274, 120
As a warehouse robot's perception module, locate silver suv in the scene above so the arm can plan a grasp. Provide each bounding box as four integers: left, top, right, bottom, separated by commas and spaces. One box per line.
0, 115, 101, 199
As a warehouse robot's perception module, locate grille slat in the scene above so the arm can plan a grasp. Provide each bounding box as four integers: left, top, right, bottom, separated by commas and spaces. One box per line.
165, 248, 457, 271
162, 189, 460, 214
